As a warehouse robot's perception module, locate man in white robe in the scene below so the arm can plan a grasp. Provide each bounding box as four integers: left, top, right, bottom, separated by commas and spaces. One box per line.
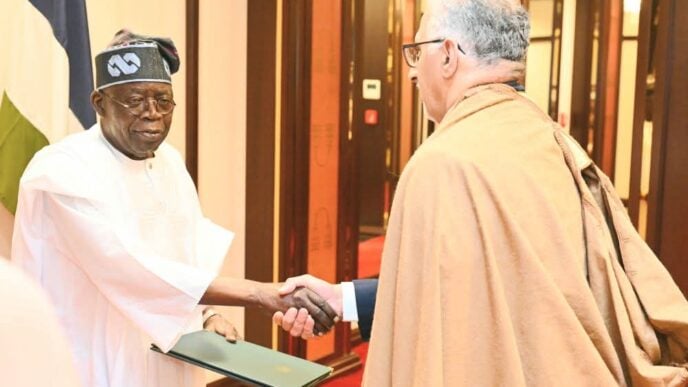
11, 31, 336, 387
0, 257, 81, 387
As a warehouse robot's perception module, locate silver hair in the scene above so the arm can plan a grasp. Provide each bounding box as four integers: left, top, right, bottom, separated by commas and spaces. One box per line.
427, 0, 530, 65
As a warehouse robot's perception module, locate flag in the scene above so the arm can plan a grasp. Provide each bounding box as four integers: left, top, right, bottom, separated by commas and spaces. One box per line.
0, 0, 96, 215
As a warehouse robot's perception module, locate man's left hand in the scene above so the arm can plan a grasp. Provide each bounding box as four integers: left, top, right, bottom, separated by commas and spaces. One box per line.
204, 314, 241, 343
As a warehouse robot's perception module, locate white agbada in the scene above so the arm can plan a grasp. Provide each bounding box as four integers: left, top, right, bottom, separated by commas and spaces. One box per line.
11, 124, 234, 387
0, 257, 81, 387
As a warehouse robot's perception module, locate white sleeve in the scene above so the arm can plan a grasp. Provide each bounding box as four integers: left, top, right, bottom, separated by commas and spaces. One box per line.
37, 191, 215, 352
341, 282, 359, 322
195, 217, 234, 274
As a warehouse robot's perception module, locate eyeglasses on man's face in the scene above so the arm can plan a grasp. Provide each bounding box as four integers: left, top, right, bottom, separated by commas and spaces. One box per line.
401, 38, 466, 68
101, 91, 176, 116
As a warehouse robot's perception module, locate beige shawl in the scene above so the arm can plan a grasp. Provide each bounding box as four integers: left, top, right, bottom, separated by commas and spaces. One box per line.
363, 84, 688, 386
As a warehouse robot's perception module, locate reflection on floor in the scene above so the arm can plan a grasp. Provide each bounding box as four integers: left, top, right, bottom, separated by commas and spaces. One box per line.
358, 235, 384, 279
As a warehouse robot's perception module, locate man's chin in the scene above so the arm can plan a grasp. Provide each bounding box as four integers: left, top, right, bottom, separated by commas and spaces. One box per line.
131, 145, 161, 160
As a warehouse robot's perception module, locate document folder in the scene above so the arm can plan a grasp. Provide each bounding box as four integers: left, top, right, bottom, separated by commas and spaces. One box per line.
151, 330, 332, 387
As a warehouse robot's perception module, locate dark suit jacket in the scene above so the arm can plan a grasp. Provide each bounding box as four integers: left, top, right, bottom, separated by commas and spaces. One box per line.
352, 279, 378, 341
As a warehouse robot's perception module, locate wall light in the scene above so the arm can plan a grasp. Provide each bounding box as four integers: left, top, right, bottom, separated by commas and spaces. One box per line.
624, 0, 641, 13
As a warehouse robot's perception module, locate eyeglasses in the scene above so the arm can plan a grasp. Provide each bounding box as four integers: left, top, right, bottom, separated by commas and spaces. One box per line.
101, 91, 176, 116
401, 38, 466, 68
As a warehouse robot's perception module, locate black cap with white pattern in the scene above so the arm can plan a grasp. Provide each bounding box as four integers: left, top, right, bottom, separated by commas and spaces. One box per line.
94, 30, 180, 90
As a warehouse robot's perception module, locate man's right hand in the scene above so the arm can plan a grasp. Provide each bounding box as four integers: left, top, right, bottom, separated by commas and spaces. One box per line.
255, 282, 338, 335
200, 277, 339, 335
273, 275, 342, 339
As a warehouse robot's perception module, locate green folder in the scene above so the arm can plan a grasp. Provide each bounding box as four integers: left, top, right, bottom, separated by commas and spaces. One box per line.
151, 330, 332, 387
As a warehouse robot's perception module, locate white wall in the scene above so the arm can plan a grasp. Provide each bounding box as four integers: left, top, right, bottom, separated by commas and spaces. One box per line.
0, 207, 11, 259
197, 0, 248, 381
524, 0, 554, 113
558, 0, 577, 131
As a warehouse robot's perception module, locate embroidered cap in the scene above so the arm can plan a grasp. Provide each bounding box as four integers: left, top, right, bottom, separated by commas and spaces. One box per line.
94, 30, 180, 90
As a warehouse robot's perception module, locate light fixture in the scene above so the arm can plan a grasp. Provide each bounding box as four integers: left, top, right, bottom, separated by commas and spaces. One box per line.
624, 0, 641, 13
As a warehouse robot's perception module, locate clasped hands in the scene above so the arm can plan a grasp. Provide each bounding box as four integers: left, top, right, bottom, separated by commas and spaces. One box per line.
273, 275, 342, 339
203, 275, 341, 341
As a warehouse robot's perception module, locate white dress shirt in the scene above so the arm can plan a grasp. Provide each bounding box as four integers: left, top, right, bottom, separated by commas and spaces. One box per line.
341, 282, 359, 321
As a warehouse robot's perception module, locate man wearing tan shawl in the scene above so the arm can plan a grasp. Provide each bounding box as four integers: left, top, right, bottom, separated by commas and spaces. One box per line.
274, 0, 688, 385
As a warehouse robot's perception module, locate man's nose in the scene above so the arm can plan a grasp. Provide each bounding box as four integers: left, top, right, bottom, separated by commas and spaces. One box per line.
141, 98, 163, 119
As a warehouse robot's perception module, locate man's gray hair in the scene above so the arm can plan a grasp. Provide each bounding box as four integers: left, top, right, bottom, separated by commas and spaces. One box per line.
427, 0, 530, 64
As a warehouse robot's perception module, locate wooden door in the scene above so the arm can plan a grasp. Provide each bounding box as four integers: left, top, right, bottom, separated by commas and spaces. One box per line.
629, 0, 688, 294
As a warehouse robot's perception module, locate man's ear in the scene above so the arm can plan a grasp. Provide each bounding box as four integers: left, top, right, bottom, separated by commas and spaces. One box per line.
441, 39, 459, 77
91, 90, 105, 117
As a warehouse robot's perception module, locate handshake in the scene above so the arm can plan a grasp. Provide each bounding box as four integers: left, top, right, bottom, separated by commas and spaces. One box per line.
273, 275, 343, 339
202, 274, 362, 342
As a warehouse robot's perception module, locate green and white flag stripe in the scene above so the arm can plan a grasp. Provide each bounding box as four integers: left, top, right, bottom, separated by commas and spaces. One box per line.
0, 0, 95, 214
